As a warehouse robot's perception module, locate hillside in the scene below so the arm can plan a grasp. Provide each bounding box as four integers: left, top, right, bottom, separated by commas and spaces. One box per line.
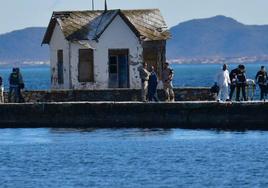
167, 15, 268, 59
0, 27, 48, 62
1, 16, 268, 64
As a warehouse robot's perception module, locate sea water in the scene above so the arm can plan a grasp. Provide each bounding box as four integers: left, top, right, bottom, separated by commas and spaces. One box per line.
0, 63, 265, 90
0, 129, 267, 187
0, 65, 267, 187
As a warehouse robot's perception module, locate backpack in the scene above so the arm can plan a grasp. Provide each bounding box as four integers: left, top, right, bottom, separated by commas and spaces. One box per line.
10, 72, 19, 85
210, 83, 220, 94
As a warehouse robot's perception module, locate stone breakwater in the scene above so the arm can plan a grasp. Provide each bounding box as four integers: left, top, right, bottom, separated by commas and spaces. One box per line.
0, 101, 268, 130
3, 88, 214, 103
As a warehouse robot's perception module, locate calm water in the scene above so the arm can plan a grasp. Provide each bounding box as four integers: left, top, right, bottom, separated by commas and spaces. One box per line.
0, 63, 265, 90
0, 65, 268, 187
0, 129, 268, 187
171, 63, 264, 87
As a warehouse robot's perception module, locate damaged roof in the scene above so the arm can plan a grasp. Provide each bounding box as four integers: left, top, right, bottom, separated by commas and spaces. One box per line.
42, 9, 170, 44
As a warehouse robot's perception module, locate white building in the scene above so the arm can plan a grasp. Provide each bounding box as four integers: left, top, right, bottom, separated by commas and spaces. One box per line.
42, 9, 170, 90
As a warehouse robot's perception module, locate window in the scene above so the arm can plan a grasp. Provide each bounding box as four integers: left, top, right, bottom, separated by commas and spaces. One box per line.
108, 49, 129, 88
57, 50, 64, 84
78, 49, 94, 82
109, 56, 118, 74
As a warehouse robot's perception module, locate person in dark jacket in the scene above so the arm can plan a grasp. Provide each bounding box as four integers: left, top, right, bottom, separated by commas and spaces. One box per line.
8, 68, 24, 103
236, 65, 247, 101
148, 66, 159, 102
8, 68, 20, 102
255, 66, 268, 100
229, 66, 239, 100
229, 64, 247, 101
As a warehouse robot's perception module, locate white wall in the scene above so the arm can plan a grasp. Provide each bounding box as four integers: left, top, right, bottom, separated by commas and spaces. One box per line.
49, 23, 70, 90
96, 15, 143, 89
70, 15, 143, 90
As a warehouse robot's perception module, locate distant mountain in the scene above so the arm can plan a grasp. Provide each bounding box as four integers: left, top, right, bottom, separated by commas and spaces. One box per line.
167, 15, 268, 59
1, 16, 268, 64
0, 27, 48, 62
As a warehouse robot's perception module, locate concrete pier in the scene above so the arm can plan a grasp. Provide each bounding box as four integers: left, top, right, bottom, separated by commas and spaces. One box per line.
0, 101, 268, 130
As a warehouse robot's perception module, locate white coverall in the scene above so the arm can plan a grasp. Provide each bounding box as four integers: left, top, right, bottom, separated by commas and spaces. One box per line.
215, 70, 231, 101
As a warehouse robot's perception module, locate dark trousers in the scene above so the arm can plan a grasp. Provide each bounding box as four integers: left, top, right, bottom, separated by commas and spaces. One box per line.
259, 84, 267, 100
236, 83, 247, 101
148, 89, 159, 102
229, 84, 236, 100
8, 86, 19, 103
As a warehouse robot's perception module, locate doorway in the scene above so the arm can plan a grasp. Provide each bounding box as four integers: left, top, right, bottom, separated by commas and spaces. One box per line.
108, 49, 129, 88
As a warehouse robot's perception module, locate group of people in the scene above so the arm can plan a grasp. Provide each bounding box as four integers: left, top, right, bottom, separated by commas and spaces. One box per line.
138, 62, 175, 102
0, 68, 25, 103
215, 64, 268, 101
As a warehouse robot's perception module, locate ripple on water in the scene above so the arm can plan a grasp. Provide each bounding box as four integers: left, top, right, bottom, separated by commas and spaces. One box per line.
0, 129, 268, 188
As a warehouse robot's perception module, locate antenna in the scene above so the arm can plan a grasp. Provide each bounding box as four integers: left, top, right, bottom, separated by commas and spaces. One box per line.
92, 0, 95, 10
105, 0, 107, 12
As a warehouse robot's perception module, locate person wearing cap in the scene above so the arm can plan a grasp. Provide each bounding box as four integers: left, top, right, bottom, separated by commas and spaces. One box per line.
138, 62, 150, 102
162, 62, 175, 102
255, 66, 268, 100
215, 64, 231, 102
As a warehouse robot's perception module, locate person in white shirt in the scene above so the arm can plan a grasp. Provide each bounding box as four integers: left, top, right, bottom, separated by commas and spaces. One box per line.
215, 64, 231, 102
0, 76, 3, 103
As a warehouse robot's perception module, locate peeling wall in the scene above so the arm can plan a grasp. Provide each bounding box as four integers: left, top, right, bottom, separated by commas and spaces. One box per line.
95, 15, 144, 89
50, 15, 145, 90
49, 24, 70, 90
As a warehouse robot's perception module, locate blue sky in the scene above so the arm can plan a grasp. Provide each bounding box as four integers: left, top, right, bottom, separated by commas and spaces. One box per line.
1, 0, 268, 34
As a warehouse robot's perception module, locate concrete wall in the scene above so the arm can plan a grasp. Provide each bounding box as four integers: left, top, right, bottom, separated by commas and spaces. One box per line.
0, 102, 268, 130
3, 88, 215, 103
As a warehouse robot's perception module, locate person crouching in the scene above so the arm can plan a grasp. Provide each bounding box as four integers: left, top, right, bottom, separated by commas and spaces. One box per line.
215, 64, 231, 102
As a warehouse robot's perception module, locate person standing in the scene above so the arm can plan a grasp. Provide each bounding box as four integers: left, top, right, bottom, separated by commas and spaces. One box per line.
16, 68, 25, 103
148, 66, 159, 102
215, 64, 231, 102
0, 76, 4, 103
8, 68, 20, 103
229, 65, 246, 101
229, 65, 239, 100
236, 65, 247, 101
138, 63, 150, 102
255, 66, 268, 100
162, 62, 175, 102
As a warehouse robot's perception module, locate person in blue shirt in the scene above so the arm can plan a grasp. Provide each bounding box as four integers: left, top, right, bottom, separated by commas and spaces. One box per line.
148, 66, 159, 102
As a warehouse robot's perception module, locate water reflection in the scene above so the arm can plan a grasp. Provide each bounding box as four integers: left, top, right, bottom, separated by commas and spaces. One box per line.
50, 128, 97, 134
